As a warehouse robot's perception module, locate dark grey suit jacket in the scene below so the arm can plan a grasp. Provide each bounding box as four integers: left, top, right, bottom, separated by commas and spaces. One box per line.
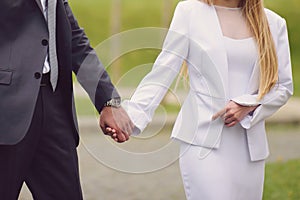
0, 0, 119, 145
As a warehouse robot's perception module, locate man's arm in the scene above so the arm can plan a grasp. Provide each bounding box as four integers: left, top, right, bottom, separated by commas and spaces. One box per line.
62, 1, 133, 141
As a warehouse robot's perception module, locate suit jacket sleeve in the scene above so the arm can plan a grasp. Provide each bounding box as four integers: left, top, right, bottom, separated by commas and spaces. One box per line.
122, 2, 190, 135
63, 1, 120, 113
231, 18, 293, 129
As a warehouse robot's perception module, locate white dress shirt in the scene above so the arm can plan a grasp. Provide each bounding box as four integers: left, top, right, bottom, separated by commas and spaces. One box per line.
41, 0, 51, 74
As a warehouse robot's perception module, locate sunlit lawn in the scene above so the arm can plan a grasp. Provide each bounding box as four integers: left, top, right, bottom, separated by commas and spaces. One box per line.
264, 159, 300, 200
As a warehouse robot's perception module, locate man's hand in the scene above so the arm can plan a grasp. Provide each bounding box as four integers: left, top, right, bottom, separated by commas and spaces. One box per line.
100, 106, 134, 143
212, 101, 258, 127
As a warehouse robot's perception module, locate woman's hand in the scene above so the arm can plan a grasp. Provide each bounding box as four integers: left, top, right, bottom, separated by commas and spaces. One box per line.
105, 127, 120, 142
212, 101, 258, 127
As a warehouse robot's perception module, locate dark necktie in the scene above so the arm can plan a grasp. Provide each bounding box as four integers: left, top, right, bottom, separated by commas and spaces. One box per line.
47, 0, 58, 91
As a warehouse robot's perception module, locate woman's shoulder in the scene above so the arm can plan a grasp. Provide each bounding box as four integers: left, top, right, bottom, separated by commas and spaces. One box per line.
264, 8, 286, 26
175, 0, 208, 15
177, 0, 207, 10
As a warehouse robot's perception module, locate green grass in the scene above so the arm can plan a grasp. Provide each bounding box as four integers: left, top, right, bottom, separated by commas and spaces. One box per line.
264, 159, 300, 200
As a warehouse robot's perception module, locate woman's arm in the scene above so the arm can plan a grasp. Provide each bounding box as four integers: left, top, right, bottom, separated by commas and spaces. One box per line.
213, 18, 293, 129
122, 2, 190, 135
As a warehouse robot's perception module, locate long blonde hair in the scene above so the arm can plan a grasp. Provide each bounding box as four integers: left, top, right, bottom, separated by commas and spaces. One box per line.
179, 0, 278, 100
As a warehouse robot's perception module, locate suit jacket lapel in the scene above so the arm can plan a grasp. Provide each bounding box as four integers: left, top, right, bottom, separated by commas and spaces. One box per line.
35, 0, 44, 13
196, 2, 229, 98
245, 61, 260, 94
210, 6, 229, 98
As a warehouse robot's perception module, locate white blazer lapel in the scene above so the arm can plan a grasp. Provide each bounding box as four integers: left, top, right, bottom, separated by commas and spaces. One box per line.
195, 2, 229, 98
245, 16, 277, 95
245, 60, 260, 94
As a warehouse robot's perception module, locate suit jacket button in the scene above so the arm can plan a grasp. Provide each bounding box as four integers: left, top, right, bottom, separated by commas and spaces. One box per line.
41, 39, 48, 46
34, 72, 41, 79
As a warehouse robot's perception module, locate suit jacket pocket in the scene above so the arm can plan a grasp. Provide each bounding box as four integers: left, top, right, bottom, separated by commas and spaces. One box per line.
0, 70, 13, 85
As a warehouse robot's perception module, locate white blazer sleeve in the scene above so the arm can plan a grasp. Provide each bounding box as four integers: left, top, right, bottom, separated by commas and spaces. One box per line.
232, 19, 293, 129
122, 2, 190, 135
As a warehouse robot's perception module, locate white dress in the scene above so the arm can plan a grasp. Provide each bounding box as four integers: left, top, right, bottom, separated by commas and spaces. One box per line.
179, 6, 265, 200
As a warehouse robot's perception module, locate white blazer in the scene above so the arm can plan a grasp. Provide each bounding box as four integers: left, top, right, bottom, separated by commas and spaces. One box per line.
123, 0, 293, 161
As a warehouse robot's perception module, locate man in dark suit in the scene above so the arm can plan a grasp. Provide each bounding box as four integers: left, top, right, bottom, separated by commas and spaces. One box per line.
0, 0, 133, 199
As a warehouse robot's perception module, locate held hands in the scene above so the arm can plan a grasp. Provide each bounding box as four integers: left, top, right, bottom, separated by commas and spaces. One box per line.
212, 101, 258, 127
100, 100, 257, 141
100, 106, 134, 143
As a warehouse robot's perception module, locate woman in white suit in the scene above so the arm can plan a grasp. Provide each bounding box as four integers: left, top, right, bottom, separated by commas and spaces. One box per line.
108, 0, 293, 199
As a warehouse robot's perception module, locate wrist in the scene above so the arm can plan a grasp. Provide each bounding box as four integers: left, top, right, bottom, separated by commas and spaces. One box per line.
103, 98, 121, 108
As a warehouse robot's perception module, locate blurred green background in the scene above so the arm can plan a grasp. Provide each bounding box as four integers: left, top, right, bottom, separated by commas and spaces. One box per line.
70, 0, 299, 96
68, 1, 299, 200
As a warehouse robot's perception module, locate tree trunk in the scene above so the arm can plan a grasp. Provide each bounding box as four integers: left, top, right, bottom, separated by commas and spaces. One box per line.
110, 0, 122, 82
162, 0, 174, 27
